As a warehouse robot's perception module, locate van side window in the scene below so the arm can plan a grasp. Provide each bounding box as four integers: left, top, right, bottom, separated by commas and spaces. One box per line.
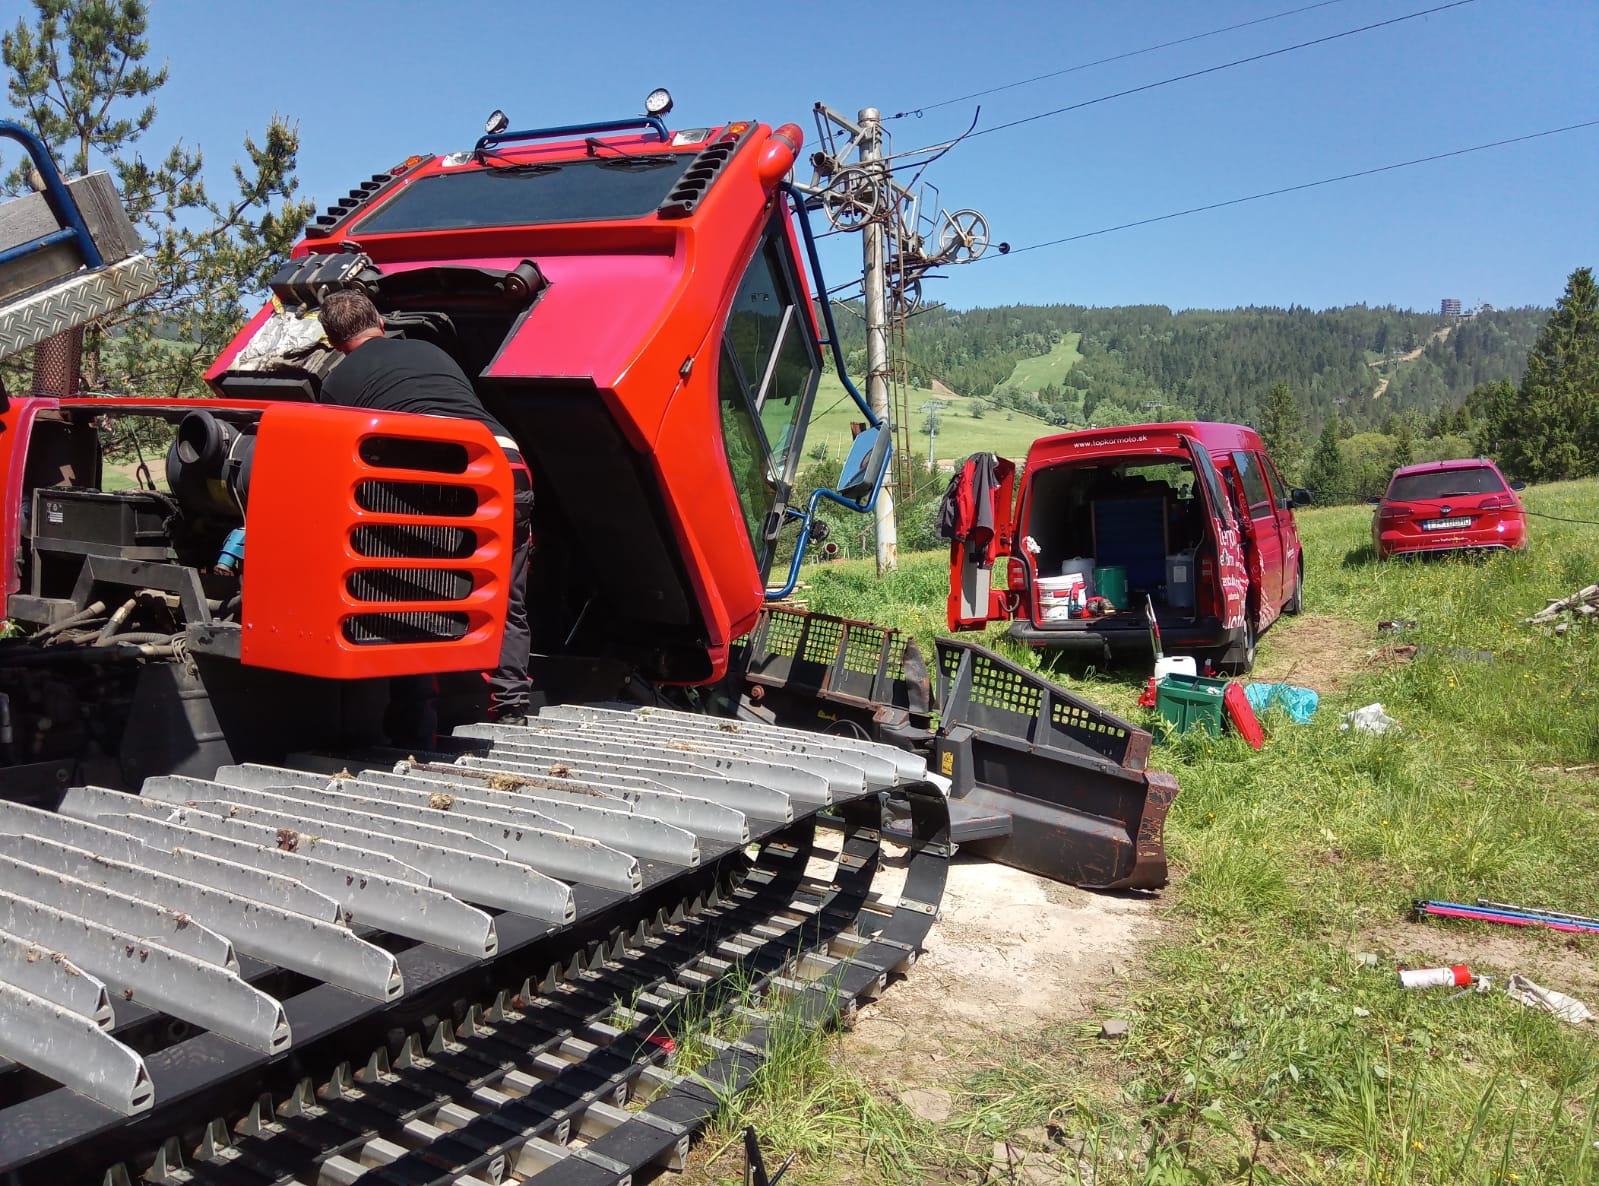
1260, 455, 1288, 509
1231, 450, 1273, 518
1190, 443, 1234, 526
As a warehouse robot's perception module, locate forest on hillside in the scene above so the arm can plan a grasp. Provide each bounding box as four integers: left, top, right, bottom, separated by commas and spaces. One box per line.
832, 302, 1548, 435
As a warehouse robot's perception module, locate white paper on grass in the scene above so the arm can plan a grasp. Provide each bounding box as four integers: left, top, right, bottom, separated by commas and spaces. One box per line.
1507, 974, 1595, 1024
1341, 703, 1401, 734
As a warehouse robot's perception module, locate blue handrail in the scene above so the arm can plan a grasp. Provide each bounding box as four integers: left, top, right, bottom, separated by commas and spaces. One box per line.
764, 183, 892, 600
475, 116, 671, 158
0, 119, 103, 271
781, 181, 875, 427
766, 456, 893, 600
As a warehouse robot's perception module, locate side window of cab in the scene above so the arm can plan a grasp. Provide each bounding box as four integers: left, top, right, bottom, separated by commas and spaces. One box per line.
715, 217, 823, 561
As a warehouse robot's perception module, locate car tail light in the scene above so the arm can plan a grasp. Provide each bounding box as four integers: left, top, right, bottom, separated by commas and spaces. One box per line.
1006, 556, 1028, 592
1478, 495, 1516, 511
1378, 503, 1412, 521
1197, 553, 1218, 615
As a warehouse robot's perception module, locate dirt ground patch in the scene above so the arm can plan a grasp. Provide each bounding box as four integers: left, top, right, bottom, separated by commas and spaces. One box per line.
1253, 613, 1372, 694
676, 852, 1158, 1184
844, 852, 1159, 1093
1363, 920, 1599, 998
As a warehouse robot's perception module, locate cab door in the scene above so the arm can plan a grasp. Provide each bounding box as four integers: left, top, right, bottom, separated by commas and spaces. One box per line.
941, 452, 1017, 631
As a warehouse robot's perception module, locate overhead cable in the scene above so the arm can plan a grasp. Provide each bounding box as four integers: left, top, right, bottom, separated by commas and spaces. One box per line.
965, 0, 1479, 141
888, 0, 1357, 120
985, 119, 1599, 258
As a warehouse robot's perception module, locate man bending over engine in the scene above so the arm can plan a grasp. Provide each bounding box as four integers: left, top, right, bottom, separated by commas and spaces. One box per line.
318, 289, 535, 727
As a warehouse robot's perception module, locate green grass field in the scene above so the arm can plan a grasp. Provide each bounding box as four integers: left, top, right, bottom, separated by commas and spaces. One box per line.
996, 331, 1084, 395
766, 479, 1599, 1184
802, 369, 1062, 471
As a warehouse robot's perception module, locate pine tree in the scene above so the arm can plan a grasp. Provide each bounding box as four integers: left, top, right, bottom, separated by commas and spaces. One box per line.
1470, 379, 1518, 459
1391, 424, 1413, 469
1305, 415, 1347, 503
1495, 266, 1599, 481
3, 0, 314, 398
1257, 382, 1303, 481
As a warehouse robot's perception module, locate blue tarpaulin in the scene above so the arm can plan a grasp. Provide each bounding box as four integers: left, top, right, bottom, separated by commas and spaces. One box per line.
1244, 682, 1319, 723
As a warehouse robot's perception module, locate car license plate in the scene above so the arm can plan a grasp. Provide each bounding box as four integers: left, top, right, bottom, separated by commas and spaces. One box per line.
1422, 516, 1471, 531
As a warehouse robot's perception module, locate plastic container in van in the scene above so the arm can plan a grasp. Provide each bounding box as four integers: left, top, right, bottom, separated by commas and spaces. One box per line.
1061, 557, 1096, 593
1093, 565, 1127, 610
1165, 550, 1196, 611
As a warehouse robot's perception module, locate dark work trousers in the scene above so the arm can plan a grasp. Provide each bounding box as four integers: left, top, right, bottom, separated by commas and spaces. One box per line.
387, 450, 536, 747
486, 454, 536, 720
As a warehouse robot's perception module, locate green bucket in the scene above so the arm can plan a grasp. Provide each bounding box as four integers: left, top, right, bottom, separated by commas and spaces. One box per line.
1093, 565, 1127, 610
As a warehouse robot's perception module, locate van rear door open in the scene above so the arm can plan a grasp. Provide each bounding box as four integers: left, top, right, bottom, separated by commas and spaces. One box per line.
940, 453, 1016, 631
943, 431, 1250, 637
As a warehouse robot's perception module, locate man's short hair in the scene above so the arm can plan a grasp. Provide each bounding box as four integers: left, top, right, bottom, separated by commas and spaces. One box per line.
320, 289, 384, 347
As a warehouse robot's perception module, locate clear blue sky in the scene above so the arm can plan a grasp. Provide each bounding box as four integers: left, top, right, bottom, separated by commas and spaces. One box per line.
78, 0, 1599, 311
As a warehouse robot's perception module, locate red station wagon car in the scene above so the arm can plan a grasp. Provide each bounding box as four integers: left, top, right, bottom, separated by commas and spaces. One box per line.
1372, 458, 1528, 560
942, 422, 1309, 673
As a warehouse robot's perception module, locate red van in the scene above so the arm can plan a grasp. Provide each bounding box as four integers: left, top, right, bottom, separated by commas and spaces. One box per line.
942, 423, 1309, 673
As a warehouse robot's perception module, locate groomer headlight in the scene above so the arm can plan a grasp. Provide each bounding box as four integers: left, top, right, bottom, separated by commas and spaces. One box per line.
484, 109, 509, 135
644, 88, 673, 117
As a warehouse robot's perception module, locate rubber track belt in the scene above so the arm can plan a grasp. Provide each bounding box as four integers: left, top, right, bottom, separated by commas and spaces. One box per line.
10, 785, 947, 1185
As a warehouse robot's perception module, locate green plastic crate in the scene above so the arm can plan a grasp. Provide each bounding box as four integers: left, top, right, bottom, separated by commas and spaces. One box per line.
1156, 672, 1228, 737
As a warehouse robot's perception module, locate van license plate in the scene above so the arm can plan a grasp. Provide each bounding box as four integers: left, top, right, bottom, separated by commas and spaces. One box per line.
1422, 517, 1471, 531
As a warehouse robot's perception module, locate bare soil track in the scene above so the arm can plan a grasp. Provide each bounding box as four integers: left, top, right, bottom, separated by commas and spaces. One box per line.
1254, 613, 1372, 694
680, 854, 1160, 1183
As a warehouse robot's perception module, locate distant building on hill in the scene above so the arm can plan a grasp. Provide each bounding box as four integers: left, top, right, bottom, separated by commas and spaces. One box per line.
1440, 297, 1463, 318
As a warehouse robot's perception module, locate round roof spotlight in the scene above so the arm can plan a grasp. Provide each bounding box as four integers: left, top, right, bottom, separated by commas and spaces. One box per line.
484, 109, 509, 135
644, 88, 674, 117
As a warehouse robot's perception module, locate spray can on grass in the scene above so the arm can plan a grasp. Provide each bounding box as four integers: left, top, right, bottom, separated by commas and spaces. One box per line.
1397, 964, 1473, 990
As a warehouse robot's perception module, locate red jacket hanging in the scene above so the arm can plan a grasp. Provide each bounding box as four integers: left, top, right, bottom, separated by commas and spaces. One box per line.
937, 452, 1015, 565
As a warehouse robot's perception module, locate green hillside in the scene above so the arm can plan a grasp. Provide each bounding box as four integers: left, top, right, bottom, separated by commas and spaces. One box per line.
831, 302, 1549, 434
801, 371, 1061, 470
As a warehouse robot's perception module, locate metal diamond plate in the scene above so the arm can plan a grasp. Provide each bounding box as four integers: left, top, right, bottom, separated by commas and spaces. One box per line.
0, 254, 157, 358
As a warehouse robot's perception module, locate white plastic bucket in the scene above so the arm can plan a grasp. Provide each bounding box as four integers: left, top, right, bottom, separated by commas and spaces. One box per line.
1036, 573, 1088, 621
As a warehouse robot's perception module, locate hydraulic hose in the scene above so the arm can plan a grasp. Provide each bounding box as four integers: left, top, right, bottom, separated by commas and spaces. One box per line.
94, 598, 139, 645
92, 631, 174, 647
32, 600, 108, 641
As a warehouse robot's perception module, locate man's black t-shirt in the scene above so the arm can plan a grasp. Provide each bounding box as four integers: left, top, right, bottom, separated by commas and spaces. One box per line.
319, 336, 512, 441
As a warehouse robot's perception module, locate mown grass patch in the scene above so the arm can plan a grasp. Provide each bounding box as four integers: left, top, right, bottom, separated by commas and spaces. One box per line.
998, 332, 1084, 397
792, 479, 1599, 1184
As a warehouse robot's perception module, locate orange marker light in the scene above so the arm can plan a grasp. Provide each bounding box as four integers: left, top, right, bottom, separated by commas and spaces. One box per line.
757, 123, 802, 188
